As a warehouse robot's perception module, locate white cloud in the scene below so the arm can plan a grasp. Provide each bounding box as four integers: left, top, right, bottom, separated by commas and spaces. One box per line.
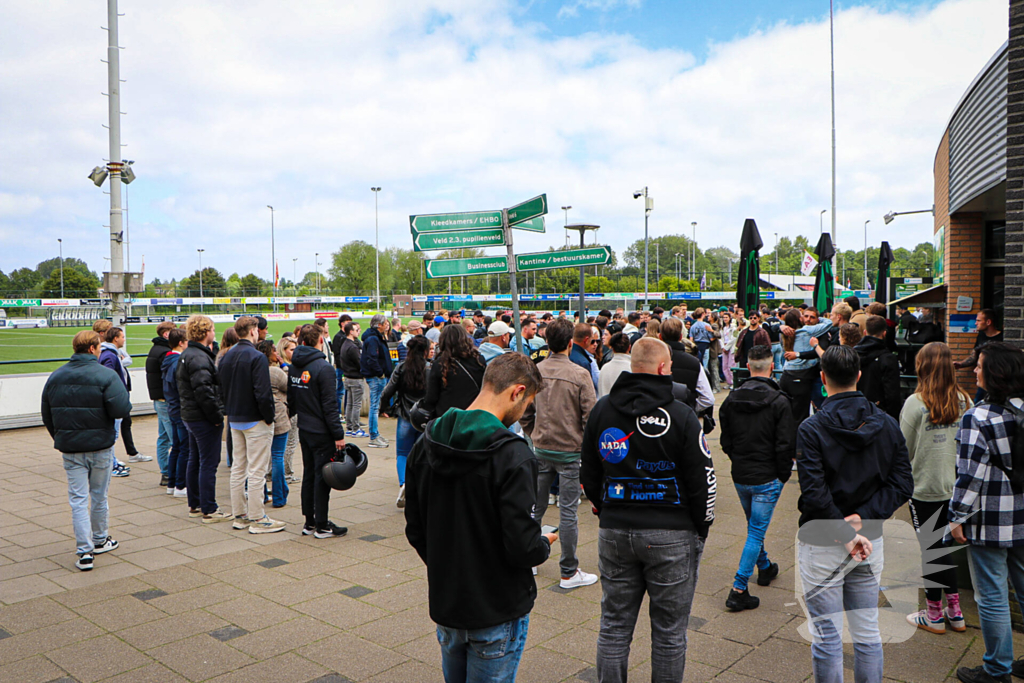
557, 0, 642, 19
0, 0, 1008, 283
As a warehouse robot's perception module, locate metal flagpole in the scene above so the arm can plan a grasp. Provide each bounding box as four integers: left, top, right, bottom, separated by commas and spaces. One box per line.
105, 0, 126, 325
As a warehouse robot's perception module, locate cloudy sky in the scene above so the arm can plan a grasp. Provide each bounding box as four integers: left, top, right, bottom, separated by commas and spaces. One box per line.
0, 0, 1008, 283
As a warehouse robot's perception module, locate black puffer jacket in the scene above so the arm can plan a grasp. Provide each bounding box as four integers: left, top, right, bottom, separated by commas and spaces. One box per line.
145, 336, 171, 400
42, 354, 132, 453
855, 336, 902, 420
381, 360, 430, 422
288, 345, 345, 440
177, 341, 224, 425
719, 376, 795, 485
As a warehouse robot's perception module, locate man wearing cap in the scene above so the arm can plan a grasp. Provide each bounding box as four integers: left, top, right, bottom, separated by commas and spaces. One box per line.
472, 310, 487, 341
480, 321, 511, 364
426, 315, 445, 345
398, 319, 424, 363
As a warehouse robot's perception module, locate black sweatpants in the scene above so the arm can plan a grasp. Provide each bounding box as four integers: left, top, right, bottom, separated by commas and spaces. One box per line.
908, 497, 959, 602
120, 413, 138, 456
299, 431, 335, 528
780, 367, 819, 430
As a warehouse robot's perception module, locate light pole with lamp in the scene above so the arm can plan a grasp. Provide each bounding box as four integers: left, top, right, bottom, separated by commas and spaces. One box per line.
371, 187, 381, 310
292, 258, 298, 294
863, 220, 870, 290
691, 221, 697, 280
267, 205, 276, 310
820, 209, 826, 233
197, 249, 205, 312
315, 252, 319, 294
561, 206, 572, 249
566, 224, 600, 320
633, 189, 652, 305
58, 239, 64, 297
774, 232, 779, 275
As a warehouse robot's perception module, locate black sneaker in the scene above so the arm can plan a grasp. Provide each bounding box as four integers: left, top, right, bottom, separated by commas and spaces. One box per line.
725, 589, 760, 612
92, 537, 118, 554
958, 665, 1010, 683
302, 523, 315, 536
757, 562, 780, 586
76, 553, 94, 571
314, 522, 348, 539
160, 474, 169, 487
1013, 659, 1024, 679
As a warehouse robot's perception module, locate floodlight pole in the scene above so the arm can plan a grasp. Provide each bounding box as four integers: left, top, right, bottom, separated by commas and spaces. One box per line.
830, 0, 838, 285
268, 206, 276, 311
105, 0, 126, 326
58, 239, 64, 297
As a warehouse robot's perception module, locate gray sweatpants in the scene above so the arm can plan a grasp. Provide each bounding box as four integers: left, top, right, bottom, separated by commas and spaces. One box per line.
344, 378, 364, 431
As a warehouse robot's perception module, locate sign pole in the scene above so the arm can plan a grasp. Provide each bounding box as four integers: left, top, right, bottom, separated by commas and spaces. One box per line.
504, 209, 524, 354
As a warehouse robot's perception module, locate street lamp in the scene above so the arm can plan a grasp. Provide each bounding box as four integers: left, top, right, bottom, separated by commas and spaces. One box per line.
691, 221, 697, 280
197, 248, 205, 311
371, 187, 381, 309
267, 205, 276, 310
863, 220, 870, 290
315, 252, 319, 294
774, 232, 778, 275
561, 206, 572, 248
883, 206, 934, 225
633, 189, 652, 304
820, 209, 826, 233
566, 224, 600, 320
58, 239, 64, 297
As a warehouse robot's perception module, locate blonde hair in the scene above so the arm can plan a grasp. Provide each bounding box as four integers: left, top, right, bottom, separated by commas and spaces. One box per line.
73, 330, 102, 354
92, 319, 112, 335
185, 315, 215, 343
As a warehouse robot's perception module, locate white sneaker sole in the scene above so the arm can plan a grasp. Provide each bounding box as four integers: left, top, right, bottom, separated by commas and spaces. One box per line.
249, 525, 286, 534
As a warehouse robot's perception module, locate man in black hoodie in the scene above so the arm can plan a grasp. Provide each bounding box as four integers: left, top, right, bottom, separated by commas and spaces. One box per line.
288, 324, 348, 539
719, 345, 794, 612
146, 321, 176, 487
405, 353, 555, 682
854, 315, 902, 420
796, 345, 912, 683
581, 337, 716, 683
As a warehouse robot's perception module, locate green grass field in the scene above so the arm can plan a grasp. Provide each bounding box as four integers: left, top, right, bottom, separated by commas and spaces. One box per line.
0, 319, 376, 375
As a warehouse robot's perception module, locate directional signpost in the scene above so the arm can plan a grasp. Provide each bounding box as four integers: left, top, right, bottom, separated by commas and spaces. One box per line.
511, 217, 545, 233
516, 246, 611, 272
409, 210, 503, 233
507, 194, 547, 227
413, 228, 505, 252
424, 256, 508, 279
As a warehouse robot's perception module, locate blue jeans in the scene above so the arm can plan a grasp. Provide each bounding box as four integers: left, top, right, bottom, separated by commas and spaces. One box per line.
395, 417, 418, 486
62, 447, 114, 556
696, 341, 710, 369
966, 544, 1024, 678
153, 400, 171, 476
798, 539, 884, 683
366, 377, 386, 439
167, 418, 190, 490
185, 420, 222, 514
771, 343, 784, 373
335, 368, 346, 416
733, 479, 783, 591
270, 432, 289, 507
596, 528, 703, 682
437, 614, 529, 683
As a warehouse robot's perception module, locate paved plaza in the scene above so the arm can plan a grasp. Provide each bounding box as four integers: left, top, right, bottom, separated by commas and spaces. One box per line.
0, 411, 1018, 682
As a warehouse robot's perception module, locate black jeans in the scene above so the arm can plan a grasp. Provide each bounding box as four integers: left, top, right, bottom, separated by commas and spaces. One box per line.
781, 367, 819, 429
185, 420, 222, 514
908, 498, 958, 602
299, 431, 335, 527
120, 413, 138, 456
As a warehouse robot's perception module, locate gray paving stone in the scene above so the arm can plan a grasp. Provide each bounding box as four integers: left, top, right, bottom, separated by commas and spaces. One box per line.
256, 558, 290, 569
308, 675, 353, 683
209, 625, 249, 641
131, 588, 168, 601
358, 534, 387, 542
339, 585, 374, 599
0, 628, 10, 640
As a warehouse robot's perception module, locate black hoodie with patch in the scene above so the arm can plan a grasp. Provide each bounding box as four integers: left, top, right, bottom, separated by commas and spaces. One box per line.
404, 408, 551, 630
581, 372, 716, 539
719, 376, 795, 485
287, 345, 344, 440
796, 391, 913, 545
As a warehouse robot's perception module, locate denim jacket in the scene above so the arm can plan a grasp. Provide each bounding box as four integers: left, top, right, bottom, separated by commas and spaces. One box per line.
784, 320, 833, 372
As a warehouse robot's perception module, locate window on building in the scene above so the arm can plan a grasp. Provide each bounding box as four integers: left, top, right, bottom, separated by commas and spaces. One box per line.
984, 220, 1006, 260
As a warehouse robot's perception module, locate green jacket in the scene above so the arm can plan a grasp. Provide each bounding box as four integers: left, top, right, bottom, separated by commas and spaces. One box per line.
899, 393, 971, 502
42, 353, 132, 453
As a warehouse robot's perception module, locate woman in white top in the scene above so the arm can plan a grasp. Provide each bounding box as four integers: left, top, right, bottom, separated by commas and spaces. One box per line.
598, 332, 632, 397
720, 312, 738, 388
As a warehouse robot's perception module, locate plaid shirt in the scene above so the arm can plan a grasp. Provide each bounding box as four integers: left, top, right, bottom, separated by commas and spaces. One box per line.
950, 400, 1024, 547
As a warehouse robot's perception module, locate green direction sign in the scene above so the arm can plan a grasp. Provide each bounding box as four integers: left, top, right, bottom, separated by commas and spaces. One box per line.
507, 194, 547, 227
413, 228, 506, 252
511, 216, 545, 233
410, 210, 503, 234
515, 246, 611, 272
0, 299, 41, 307
425, 256, 508, 279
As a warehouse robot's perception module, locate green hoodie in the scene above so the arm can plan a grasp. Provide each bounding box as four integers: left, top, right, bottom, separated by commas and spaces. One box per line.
429, 408, 508, 452
899, 393, 971, 502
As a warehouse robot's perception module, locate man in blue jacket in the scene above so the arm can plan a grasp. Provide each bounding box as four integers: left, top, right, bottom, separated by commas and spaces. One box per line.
360, 314, 393, 449
796, 345, 912, 683
42, 330, 132, 571
161, 327, 189, 498
218, 316, 283, 534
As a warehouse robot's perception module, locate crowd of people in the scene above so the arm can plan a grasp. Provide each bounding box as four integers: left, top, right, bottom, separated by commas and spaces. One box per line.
35, 299, 1024, 683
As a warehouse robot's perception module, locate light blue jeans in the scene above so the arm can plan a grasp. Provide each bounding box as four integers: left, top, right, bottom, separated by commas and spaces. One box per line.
437, 614, 529, 683
798, 538, 884, 683
395, 417, 418, 486
366, 377, 386, 440
270, 432, 289, 507
153, 399, 171, 476
771, 342, 784, 373
733, 479, 782, 591
62, 447, 114, 556
966, 544, 1024, 679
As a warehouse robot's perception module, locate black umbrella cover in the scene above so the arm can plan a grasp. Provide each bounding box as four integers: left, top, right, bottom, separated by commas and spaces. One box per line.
736, 219, 763, 312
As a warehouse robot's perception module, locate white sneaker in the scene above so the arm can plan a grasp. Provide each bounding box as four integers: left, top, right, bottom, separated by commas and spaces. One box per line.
368, 437, 387, 448
548, 493, 556, 506
173, 488, 187, 498
396, 484, 406, 509
560, 569, 599, 590
532, 567, 538, 576
128, 454, 153, 463
202, 509, 233, 524
166, 487, 174, 495
248, 515, 286, 534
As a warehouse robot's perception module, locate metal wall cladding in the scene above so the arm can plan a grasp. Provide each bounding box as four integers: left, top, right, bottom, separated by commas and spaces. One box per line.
949, 45, 1007, 214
